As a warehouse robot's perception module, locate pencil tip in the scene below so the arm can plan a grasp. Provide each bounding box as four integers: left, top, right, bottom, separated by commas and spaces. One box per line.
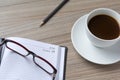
40, 21, 44, 27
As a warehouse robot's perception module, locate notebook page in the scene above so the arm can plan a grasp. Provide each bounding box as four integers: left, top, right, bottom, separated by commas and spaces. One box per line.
0, 37, 61, 80
56, 47, 67, 80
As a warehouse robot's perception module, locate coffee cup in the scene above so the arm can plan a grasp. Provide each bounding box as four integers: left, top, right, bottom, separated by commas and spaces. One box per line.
85, 8, 120, 47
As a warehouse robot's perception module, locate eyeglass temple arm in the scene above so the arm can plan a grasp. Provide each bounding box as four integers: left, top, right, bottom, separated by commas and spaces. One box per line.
0, 38, 6, 65
0, 38, 6, 46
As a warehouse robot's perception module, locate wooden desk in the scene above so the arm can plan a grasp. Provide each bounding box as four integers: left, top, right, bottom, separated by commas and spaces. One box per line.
0, 0, 120, 80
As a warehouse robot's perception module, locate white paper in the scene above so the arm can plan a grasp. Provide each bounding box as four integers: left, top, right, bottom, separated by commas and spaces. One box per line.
0, 37, 65, 80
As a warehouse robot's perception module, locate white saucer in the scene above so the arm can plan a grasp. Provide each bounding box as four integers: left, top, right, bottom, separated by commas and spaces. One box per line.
71, 14, 120, 65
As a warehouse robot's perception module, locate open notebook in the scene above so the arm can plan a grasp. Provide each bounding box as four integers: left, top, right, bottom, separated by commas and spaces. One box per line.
0, 37, 67, 80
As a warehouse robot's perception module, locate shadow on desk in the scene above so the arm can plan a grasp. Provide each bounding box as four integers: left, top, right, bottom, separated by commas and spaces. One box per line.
84, 58, 120, 71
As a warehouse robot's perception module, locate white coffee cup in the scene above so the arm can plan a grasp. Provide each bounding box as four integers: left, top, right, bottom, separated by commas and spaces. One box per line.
85, 8, 120, 47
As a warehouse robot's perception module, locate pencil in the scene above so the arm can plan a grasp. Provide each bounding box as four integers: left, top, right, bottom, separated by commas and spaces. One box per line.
40, 0, 69, 27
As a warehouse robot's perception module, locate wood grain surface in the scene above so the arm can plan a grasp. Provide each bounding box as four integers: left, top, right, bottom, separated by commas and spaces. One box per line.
0, 0, 120, 80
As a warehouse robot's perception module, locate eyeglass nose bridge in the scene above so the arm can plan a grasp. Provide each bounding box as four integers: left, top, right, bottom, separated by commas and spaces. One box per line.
27, 51, 36, 57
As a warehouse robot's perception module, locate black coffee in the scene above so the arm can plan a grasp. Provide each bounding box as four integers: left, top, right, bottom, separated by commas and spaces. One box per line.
88, 15, 120, 40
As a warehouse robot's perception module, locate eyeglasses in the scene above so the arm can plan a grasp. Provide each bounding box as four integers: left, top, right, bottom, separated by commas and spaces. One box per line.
0, 38, 57, 80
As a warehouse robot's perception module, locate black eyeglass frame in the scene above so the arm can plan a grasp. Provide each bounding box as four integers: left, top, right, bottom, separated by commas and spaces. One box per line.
0, 38, 57, 79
